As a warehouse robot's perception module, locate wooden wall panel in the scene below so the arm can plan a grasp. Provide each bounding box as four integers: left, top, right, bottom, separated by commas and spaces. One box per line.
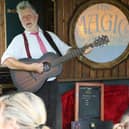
0, 0, 6, 62
81, 63, 90, 79
96, 70, 104, 78
55, 0, 129, 81
127, 60, 129, 76
87, 68, 97, 79
111, 66, 118, 78
103, 69, 111, 78
118, 62, 126, 77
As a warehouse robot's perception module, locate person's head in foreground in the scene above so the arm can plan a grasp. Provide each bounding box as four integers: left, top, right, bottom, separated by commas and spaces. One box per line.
113, 108, 129, 129
0, 91, 50, 129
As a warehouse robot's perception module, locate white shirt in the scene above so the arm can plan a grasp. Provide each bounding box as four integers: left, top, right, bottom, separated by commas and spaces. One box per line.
1, 29, 71, 81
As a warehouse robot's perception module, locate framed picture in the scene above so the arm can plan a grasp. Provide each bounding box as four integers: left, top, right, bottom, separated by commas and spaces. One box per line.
75, 82, 104, 121
69, 0, 129, 68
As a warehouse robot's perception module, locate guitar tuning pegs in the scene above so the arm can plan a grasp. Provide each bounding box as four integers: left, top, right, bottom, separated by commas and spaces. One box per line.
92, 34, 110, 48
102, 35, 110, 43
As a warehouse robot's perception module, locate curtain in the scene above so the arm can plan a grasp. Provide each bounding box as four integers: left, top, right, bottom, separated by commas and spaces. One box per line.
61, 85, 129, 129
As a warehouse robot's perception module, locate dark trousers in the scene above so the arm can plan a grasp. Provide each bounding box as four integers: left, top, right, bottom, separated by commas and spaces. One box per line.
35, 80, 62, 129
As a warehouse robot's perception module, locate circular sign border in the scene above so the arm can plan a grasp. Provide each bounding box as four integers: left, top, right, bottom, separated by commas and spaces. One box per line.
69, 0, 129, 69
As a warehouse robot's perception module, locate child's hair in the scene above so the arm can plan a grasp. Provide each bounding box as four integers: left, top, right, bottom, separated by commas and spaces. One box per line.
120, 108, 129, 123
0, 92, 50, 129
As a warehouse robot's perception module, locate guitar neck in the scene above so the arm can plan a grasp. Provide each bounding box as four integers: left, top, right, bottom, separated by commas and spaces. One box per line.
52, 47, 85, 66
52, 34, 109, 66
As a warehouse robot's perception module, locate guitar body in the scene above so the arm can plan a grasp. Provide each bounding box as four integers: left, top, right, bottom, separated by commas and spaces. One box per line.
10, 52, 63, 92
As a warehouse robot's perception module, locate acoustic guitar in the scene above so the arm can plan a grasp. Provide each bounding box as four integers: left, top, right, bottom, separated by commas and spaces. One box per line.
10, 35, 109, 92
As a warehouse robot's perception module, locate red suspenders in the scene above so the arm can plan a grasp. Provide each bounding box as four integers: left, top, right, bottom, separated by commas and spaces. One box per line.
22, 32, 32, 58
22, 31, 62, 58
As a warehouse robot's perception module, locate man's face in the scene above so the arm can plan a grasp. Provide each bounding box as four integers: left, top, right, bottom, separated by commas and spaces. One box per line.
18, 8, 39, 32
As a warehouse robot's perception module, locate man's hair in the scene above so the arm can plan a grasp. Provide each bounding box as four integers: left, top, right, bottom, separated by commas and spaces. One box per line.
16, 0, 37, 13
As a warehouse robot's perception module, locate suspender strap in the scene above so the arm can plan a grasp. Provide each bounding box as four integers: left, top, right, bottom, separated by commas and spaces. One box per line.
22, 33, 32, 58
22, 31, 62, 58
43, 31, 62, 56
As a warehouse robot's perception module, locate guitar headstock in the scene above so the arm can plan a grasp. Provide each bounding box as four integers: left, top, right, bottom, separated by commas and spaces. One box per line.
91, 35, 110, 47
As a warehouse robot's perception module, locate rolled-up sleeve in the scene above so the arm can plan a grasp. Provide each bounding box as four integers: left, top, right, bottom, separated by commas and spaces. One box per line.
1, 35, 25, 64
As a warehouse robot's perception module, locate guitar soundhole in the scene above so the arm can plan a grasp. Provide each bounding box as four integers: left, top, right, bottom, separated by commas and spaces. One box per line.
43, 62, 51, 72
